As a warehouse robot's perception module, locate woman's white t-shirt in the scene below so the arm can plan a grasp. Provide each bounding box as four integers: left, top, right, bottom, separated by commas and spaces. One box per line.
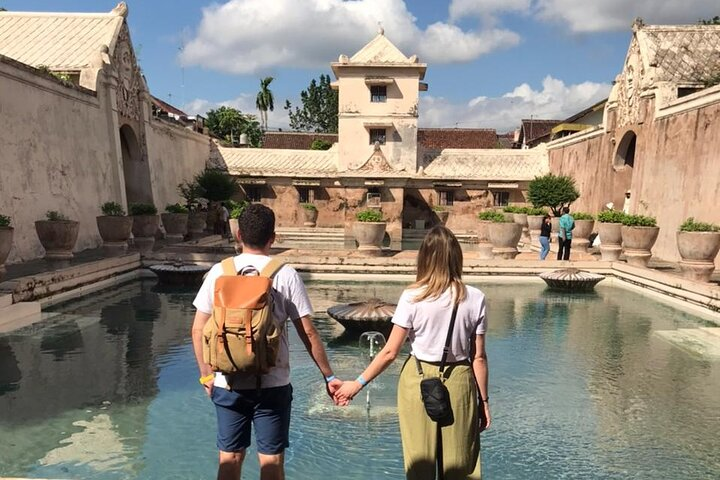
391, 285, 487, 363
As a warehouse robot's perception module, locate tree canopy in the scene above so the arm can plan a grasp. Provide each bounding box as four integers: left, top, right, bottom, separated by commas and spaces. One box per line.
284, 74, 338, 133
528, 173, 580, 217
256, 77, 275, 131
205, 106, 262, 147
699, 15, 720, 25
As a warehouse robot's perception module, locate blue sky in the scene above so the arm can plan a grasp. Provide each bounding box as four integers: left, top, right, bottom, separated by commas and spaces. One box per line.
4, 0, 718, 131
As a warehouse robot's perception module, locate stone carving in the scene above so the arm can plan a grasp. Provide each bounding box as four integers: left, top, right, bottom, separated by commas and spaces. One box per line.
355, 142, 394, 172
112, 25, 143, 121
616, 37, 643, 128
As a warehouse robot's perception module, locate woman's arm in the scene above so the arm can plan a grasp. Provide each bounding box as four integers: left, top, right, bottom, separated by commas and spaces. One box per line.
334, 324, 408, 404
472, 333, 491, 431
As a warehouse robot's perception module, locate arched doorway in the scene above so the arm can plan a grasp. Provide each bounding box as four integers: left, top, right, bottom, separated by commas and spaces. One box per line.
120, 124, 153, 205
614, 131, 636, 169
613, 130, 637, 212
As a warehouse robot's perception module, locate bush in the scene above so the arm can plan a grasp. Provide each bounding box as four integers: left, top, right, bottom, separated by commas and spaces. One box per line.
46, 211, 69, 221
477, 211, 506, 222
195, 169, 239, 202
129, 203, 158, 216
432, 205, 446, 212
178, 181, 204, 211
528, 173, 580, 217
227, 199, 249, 219
310, 139, 332, 150
597, 210, 626, 223
502, 206, 518, 213
527, 207, 548, 216
300, 203, 317, 211
101, 201, 125, 216
0, 215, 11, 227
165, 203, 189, 214
679, 217, 720, 232
622, 214, 657, 227
356, 209, 384, 222
572, 212, 595, 220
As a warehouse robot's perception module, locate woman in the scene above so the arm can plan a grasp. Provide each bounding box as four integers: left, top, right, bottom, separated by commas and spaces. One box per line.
539, 214, 552, 260
335, 226, 490, 480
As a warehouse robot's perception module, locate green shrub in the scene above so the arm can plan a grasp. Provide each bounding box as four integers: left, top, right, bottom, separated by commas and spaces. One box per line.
679, 217, 720, 232
622, 214, 657, 227
300, 203, 317, 211
572, 212, 595, 220
356, 209, 384, 222
227, 199, 249, 219
178, 181, 204, 211
0, 215, 11, 227
528, 173, 580, 217
165, 203, 189, 214
527, 207, 548, 216
597, 210, 626, 223
502, 206, 517, 213
310, 139, 332, 150
432, 205, 446, 212
129, 203, 158, 216
101, 201, 125, 216
195, 169, 239, 202
477, 211, 506, 222
46, 211, 69, 221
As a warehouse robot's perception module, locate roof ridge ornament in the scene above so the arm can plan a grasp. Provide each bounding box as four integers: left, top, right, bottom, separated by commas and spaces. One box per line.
632, 17, 644, 32
377, 21, 384, 36
111, 2, 128, 18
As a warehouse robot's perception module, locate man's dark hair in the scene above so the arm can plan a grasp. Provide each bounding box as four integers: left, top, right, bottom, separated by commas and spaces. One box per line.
563, 206, 570, 214
238, 203, 275, 248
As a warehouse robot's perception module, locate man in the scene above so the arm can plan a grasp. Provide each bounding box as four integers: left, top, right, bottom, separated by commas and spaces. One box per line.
220, 202, 230, 238
191, 204, 341, 480
557, 206, 575, 261
623, 190, 631, 215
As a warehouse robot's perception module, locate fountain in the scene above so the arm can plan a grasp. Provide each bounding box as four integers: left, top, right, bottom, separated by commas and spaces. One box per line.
358, 331, 387, 413
327, 299, 396, 335
539, 268, 605, 291
148, 258, 211, 286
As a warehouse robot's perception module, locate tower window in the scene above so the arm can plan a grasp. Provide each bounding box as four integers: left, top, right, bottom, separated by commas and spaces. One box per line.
244, 186, 262, 202
438, 190, 454, 206
493, 191, 509, 207
371, 85, 387, 103
298, 187, 314, 203
370, 129, 386, 145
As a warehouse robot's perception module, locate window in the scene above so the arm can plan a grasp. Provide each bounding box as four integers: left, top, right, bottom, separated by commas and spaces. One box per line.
370, 85, 387, 103
370, 129, 386, 145
244, 186, 262, 202
298, 187, 314, 204
438, 190, 454, 206
493, 191, 509, 207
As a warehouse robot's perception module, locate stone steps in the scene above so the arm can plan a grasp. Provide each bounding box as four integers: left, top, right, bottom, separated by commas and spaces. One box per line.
655, 328, 720, 358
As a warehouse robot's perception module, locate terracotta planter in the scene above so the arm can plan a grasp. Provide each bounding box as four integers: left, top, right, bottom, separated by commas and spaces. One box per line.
131, 215, 159, 254
0, 227, 13, 277
676, 231, 720, 282
352, 222, 386, 256
188, 211, 207, 236
488, 222, 523, 259
513, 213, 530, 245
35, 220, 79, 260
502, 212, 514, 222
96, 216, 132, 251
302, 207, 318, 227
621, 226, 660, 267
436, 210, 449, 225
573, 219, 595, 252
527, 215, 545, 245
598, 222, 623, 261
476, 220, 493, 260
161, 213, 189, 243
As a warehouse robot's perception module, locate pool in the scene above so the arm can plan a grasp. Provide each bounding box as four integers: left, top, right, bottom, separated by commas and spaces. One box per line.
0, 279, 718, 479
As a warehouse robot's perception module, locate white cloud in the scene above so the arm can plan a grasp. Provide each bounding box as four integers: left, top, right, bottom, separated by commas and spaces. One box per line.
449, 0, 531, 21
180, 0, 520, 74
182, 94, 291, 129
419, 75, 611, 132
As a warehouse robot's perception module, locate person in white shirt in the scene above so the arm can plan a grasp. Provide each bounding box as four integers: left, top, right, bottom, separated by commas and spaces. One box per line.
191, 203, 341, 480
335, 226, 490, 480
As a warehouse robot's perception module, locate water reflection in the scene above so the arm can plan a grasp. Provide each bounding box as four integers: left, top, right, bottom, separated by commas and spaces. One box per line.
0, 338, 20, 395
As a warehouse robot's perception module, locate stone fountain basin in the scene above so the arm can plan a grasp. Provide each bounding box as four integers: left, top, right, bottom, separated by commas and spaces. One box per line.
539, 268, 605, 292
149, 263, 211, 286
327, 299, 396, 335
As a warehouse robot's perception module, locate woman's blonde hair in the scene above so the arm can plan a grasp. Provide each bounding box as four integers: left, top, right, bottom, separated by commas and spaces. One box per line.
410, 225, 466, 304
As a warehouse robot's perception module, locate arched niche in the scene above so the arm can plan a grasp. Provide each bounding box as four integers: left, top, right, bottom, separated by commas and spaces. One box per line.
120, 124, 154, 206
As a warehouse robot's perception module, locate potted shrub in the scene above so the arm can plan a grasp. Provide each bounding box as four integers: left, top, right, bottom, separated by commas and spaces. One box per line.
228, 200, 249, 252
0, 214, 13, 277
486, 211, 522, 259
179, 181, 206, 236
129, 203, 159, 254
571, 212, 595, 252
526, 207, 547, 245
476, 211, 502, 260
353, 209, 386, 256
300, 203, 319, 227
528, 173, 580, 245
195, 168, 240, 235
35, 210, 79, 260
501, 205, 517, 222
162, 203, 189, 243
597, 210, 626, 261
96, 201, 133, 252
510, 206, 531, 245
433, 205, 450, 225
676, 217, 720, 282
621, 214, 659, 267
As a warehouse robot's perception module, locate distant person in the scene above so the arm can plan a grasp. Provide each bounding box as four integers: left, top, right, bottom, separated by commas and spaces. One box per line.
557, 207, 575, 261
335, 226, 490, 480
623, 190, 631, 214
539, 214, 552, 260
220, 202, 230, 238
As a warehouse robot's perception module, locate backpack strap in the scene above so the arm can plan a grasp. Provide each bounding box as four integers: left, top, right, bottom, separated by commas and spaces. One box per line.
220, 257, 237, 276
259, 258, 285, 279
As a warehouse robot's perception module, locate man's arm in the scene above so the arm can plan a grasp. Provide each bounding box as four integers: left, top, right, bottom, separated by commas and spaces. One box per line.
472, 333, 491, 431
292, 315, 334, 378
191, 310, 214, 395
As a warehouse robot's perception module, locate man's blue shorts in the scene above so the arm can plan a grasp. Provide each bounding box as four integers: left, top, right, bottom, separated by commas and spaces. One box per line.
211, 384, 293, 455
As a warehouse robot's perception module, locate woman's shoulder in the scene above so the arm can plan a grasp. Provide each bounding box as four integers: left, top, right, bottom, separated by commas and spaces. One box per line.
464, 285, 486, 302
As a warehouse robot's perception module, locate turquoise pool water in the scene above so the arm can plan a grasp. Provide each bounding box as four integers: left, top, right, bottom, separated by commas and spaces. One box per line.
0, 280, 718, 479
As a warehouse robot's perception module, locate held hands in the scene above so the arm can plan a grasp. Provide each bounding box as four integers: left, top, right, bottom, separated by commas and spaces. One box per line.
479, 401, 491, 432
325, 377, 344, 405
333, 380, 363, 406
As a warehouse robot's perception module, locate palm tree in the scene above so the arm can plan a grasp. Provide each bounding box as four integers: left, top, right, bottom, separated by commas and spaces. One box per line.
256, 77, 275, 131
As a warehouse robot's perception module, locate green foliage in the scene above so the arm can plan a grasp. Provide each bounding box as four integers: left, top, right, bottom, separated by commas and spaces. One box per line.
572, 212, 595, 220
128, 203, 158, 216
310, 139, 332, 150
0, 214, 11, 227
178, 181, 204, 211
205, 106, 262, 147
527, 207, 548, 216
46, 211, 69, 221
699, 15, 720, 25
355, 209, 384, 222
528, 174, 580, 217
256, 77, 275, 131
285, 74, 338, 133
477, 211, 506, 222
432, 205, 446, 212
597, 210, 626, 223
165, 203, 189, 214
621, 214, 657, 227
37, 65, 73, 85
502, 206, 518, 213
101, 201, 126, 216
195, 169, 239, 202
300, 203, 317, 211
679, 217, 720, 232
227, 199, 249, 219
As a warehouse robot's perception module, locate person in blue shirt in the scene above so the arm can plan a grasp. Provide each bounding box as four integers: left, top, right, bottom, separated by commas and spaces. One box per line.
557, 206, 575, 260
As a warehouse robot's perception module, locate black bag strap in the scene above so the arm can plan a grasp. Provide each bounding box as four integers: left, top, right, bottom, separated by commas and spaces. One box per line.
414, 301, 460, 380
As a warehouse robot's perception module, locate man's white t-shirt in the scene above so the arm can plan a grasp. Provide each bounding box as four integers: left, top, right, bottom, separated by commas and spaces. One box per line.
392, 286, 487, 363
193, 253, 313, 389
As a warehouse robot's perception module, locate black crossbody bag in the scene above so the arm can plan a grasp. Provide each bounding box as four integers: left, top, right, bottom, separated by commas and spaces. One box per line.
415, 302, 459, 427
